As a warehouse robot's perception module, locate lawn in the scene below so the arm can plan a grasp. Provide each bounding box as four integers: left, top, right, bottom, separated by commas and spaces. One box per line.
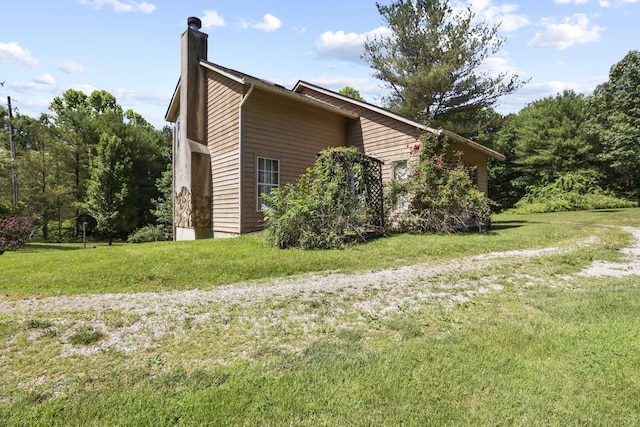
1, 209, 639, 425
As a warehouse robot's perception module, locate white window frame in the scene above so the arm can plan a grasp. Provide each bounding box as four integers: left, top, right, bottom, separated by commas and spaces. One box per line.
257, 156, 280, 212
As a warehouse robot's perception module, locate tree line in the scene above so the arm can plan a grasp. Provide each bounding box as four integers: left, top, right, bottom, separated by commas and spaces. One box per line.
0, 89, 172, 243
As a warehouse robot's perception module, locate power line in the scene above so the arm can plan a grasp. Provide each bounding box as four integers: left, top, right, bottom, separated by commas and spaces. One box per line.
7, 96, 19, 207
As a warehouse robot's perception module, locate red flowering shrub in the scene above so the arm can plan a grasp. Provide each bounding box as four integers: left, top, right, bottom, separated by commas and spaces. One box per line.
0, 216, 36, 254
386, 133, 492, 234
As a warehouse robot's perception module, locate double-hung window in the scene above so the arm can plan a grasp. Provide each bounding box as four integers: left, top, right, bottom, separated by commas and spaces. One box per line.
257, 157, 279, 212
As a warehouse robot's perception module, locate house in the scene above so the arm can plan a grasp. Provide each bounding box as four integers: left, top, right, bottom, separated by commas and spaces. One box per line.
165, 17, 505, 241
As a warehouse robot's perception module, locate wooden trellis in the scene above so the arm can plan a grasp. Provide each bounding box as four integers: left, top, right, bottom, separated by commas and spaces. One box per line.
327, 150, 384, 230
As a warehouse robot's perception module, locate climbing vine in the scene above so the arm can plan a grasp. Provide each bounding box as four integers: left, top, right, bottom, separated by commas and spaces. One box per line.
386, 133, 492, 234
263, 147, 383, 249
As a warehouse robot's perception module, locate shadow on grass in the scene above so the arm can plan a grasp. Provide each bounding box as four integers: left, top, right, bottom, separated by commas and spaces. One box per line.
19, 243, 85, 253
489, 220, 532, 231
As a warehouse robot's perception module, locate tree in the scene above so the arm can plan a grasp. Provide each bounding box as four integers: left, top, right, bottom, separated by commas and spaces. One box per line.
588, 50, 640, 198
86, 133, 134, 245
338, 86, 366, 102
362, 0, 526, 131
505, 91, 597, 187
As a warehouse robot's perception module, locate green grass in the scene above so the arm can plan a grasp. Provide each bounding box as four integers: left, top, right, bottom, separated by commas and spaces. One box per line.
1, 208, 636, 297
1, 208, 640, 425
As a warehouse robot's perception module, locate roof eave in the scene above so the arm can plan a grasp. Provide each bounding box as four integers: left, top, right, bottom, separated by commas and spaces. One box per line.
293, 81, 506, 161
165, 78, 180, 122
200, 61, 359, 120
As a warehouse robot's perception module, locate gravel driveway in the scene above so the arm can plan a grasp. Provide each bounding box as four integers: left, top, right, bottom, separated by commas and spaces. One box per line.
2, 227, 638, 358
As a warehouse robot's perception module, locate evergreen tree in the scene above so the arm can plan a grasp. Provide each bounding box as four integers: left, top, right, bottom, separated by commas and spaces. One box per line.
362, 0, 526, 131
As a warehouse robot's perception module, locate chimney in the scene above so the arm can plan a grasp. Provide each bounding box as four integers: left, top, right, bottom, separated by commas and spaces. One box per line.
180, 16, 208, 143
187, 16, 202, 31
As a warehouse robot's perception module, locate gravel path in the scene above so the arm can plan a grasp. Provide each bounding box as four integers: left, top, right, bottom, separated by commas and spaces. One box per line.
2, 227, 638, 357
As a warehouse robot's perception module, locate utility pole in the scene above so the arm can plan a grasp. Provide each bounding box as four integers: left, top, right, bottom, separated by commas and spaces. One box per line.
7, 96, 18, 207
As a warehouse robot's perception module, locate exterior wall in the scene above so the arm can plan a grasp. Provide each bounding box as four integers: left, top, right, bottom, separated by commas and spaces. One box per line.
296, 88, 421, 182
450, 141, 488, 194
207, 70, 243, 235
296, 87, 490, 194
241, 88, 347, 232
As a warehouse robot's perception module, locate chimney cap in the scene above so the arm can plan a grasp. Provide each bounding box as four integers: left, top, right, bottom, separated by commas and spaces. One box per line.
187, 16, 202, 31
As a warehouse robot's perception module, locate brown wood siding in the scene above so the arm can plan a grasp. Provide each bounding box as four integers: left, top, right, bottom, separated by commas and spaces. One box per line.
241, 88, 347, 232
297, 87, 490, 193
295, 88, 420, 182
451, 141, 488, 194
207, 71, 243, 234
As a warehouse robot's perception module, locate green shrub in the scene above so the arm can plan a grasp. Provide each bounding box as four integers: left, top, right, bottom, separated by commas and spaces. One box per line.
263, 147, 381, 249
511, 173, 637, 213
127, 225, 171, 243
386, 133, 492, 233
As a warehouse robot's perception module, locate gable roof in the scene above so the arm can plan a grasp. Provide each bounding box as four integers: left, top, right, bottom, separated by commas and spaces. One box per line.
165, 62, 504, 161
293, 81, 505, 161
165, 60, 359, 122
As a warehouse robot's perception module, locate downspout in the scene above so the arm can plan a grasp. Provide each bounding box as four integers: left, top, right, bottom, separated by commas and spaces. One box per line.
238, 81, 254, 235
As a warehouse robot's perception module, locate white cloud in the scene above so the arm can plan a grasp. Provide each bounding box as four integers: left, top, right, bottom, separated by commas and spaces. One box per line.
0, 42, 38, 66
455, 1, 530, 32
253, 14, 281, 32
59, 61, 94, 74
600, 0, 640, 5
527, 14, 604, 50
479, 55, 524, 77
34, 73, 56, 85
202, 10, 225, 28
78, 0, 155, 13
314, 27, 392, 63
554, 0, 589, 4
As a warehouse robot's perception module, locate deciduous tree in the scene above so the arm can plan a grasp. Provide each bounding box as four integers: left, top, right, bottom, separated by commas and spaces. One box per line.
588, 50, 640, 198
86, 133, 134, 245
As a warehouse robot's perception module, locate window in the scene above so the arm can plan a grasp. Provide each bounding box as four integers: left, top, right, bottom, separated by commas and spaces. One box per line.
257, 157, 279, 212
393, 161, 409, 210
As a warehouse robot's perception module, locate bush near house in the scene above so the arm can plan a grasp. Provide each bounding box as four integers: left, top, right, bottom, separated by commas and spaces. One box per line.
386, 133, 492, 234
263, 147, 382, 249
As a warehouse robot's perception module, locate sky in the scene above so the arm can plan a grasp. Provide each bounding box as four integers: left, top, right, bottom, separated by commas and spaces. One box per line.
1, 0, 639, 130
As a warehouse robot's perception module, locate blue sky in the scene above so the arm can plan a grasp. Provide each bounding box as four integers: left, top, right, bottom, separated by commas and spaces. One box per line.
1, 0, 638, 130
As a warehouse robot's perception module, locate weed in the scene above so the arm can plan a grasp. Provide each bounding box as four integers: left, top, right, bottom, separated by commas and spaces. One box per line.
69, 327, 104, 345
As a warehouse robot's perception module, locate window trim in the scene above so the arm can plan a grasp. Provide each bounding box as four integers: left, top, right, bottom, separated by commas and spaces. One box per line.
256, 156, 280, 212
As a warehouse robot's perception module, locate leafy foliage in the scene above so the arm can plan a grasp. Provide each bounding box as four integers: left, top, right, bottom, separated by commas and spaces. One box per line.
362, 0, 526, 130
588, 50, 640, 198
263, 147, 382, 249
511, 172, 636, 214
127, 224, 171, 243
0, 215, 36, 254
338, 86, 366, 102
386, 133, 491, 233
86, 134, 134, 245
